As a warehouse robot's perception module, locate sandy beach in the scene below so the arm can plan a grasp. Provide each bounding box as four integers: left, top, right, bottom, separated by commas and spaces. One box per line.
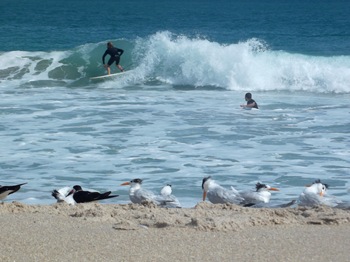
1, 202, 350, 262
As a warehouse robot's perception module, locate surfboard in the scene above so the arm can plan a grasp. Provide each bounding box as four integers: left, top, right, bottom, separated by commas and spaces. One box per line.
90, 70, 133, 80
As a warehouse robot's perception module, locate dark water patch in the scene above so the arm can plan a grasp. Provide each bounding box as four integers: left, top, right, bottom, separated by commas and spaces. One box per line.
131, 158, 167, 165
60, 127, 96, 133
34, 59, 53, 72
65, 146, 96, 154
146, 167, 180, 174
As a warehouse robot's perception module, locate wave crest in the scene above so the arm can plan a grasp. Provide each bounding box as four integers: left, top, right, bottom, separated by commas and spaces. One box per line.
1, 32, 350, 93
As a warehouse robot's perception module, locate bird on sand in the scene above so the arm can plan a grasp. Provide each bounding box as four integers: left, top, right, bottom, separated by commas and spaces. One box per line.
121, 179, 179, 207
0, 183, 27, 201
239, 182, 279, 207
160, 184, 181, 208
298, 179, 341, 207
201, 176, 243, 204
52, 185, 119, 204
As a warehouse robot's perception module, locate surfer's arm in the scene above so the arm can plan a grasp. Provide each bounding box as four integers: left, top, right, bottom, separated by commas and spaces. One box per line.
240, 102, 256, 108
245, 102, 256, 108
117, 48, 124, 56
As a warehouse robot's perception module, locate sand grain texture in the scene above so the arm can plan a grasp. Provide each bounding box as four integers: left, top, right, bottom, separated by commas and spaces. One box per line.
1, 202, 350, 261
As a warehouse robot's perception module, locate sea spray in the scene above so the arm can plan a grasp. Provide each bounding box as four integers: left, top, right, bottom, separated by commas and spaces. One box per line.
1, 32, 350, 93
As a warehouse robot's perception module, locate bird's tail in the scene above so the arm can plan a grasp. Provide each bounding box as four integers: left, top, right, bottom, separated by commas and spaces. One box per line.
99, 192, 119, 200
8, 183, 28, 195
16, 183, 28, 187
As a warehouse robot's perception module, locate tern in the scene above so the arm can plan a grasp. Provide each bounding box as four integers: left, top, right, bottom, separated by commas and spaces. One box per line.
298, 179, 341, 207
160, 184, 173, 196
160, 184, 181, 208
52, 185, 119, 204
121, 179, 178, 207
0, 183, 27, 201
202, 176, 243, 204
239, 182, 279, 206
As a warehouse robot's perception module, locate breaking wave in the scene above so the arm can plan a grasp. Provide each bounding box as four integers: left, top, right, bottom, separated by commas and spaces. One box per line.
1, 31, 350, 93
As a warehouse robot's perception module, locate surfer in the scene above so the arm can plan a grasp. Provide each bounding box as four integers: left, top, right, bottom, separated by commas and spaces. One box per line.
102, 42, 124, 75
240, 92, 258, 109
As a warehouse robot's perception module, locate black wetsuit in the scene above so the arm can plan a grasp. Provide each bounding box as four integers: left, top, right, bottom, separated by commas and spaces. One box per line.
247, 99, 258, 109
102, 47, 124, 66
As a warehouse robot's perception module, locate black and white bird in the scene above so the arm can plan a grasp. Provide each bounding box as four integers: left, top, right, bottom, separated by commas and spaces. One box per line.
202, 176, 243, 204
298, 179, 341, 207
0, 183, 27, 201
52, 186, 76, 205
121, 179, 179, 207
239, 182, 279, 207
52, 185, 119, 204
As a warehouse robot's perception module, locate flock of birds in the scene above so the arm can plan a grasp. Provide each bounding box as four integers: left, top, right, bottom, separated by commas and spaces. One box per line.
0, 177, 347, 208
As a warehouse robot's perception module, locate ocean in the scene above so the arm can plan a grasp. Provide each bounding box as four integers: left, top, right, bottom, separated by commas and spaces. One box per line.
1, 0, 349, 207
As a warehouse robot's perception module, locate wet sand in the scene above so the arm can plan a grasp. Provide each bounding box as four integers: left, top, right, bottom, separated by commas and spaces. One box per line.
1, 202, 350, 261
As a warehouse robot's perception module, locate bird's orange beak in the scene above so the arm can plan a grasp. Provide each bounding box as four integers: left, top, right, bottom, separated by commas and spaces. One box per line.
120, 182, 130, 186
319, 192, 324, 197
202, 191, 207, 201
268, 187, 279, 191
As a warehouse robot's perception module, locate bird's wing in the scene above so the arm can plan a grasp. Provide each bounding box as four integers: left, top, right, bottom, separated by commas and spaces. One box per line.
208, 186, 242, 204
298, 192, 322, 206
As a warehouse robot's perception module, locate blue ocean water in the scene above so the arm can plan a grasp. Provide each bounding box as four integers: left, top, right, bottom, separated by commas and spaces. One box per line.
0, 0, 349, 207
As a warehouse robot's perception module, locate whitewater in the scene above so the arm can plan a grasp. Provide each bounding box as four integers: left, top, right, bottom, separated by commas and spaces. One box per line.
1, 0, 350, 207
1, 32, 350, 93
1, 32, 349, 207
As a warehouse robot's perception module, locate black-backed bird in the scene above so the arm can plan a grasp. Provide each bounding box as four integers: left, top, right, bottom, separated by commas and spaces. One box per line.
0, 183, 27, 201
52, 185, 119, 204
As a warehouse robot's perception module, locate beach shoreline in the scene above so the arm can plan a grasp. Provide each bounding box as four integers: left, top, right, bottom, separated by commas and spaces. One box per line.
1, 202, 350, 261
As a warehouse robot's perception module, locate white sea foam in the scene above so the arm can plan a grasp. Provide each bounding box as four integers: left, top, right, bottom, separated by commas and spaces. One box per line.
1, 86, 349, 207
1, 33, 349, 207
132, 32, 350, 93
1, 32, 350, 93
